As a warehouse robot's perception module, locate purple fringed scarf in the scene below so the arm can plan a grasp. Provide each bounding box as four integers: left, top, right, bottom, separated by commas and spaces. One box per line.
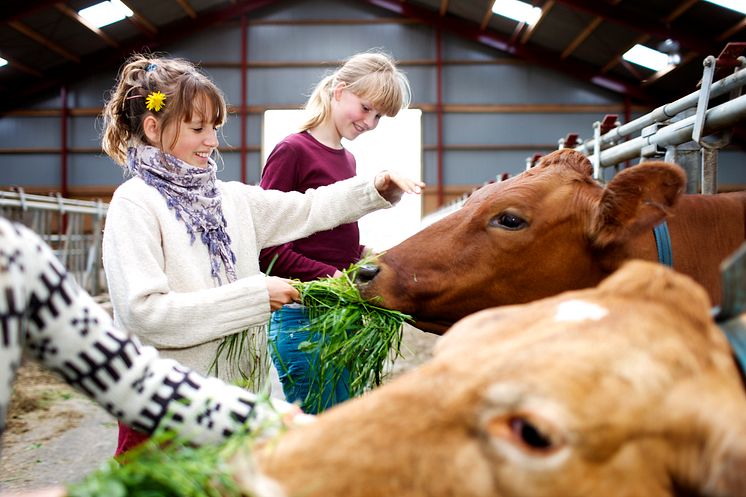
126, 145, 237, 285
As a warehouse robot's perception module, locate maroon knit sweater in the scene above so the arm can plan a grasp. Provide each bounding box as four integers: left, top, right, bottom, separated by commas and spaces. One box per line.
258, 131, 364, 281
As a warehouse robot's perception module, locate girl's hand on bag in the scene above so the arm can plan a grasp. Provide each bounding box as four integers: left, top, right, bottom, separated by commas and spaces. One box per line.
374, 170, 425, 204
265, 276, 300, 311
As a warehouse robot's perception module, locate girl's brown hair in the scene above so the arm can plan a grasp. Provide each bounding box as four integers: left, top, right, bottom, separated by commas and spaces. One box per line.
101, 54, 227, 165
301, 50, 411, 132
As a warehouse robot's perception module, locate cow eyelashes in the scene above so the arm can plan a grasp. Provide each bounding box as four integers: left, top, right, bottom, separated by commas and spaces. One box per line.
485, 412, 563, 455
510, 416, 554, 450
489, 212, 528, 230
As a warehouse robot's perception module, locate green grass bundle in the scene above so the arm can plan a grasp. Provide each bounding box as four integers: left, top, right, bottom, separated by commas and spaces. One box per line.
66, 396, 289, 497
66, 429, 247, 497
291, 258, 411, 412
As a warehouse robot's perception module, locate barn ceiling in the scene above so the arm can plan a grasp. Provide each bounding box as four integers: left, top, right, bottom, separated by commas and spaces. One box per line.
0, 0, 745, 114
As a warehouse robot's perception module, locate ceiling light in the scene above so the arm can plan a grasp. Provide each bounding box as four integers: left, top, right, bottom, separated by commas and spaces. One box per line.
704, 0, 746, 15
0, 57, 7, 68
622, 44, 670, 71
492, 0, 542, 25
78, 0, 133, 29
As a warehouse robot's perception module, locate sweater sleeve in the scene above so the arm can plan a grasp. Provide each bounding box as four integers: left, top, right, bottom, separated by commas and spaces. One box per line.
103, 194, 271, 349
259, 244, 339, 280
0, 219, 296, 445
249, 175, 392, 250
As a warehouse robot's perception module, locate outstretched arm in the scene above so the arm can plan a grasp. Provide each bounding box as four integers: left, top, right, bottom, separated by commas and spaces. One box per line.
0, 219, 301, 447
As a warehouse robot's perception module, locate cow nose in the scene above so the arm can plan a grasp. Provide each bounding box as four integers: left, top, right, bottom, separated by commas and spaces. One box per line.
355, 264, 380, 283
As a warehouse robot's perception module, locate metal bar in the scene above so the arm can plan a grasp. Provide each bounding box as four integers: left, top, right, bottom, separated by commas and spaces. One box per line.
576, 64, 746, 155
0, 195, 109, 216
589, 93, 746, 167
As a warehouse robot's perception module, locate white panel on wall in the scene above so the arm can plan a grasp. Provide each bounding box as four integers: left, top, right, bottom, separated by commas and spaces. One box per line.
263, 108, 423, 252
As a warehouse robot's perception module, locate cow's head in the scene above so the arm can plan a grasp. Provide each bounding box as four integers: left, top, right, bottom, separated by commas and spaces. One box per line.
253, 261, 746, 497
357, 149, 685, 333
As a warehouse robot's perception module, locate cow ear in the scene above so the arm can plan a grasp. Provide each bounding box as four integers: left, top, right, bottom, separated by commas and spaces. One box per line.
590, 162, 685, 248
536, 149, 593, 176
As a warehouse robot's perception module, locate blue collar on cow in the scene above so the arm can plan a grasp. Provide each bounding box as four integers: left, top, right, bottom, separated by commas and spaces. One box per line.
653, 221, 673, 267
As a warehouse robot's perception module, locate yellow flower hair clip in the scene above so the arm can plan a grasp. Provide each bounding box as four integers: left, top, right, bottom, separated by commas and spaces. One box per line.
145, 91, 166, 112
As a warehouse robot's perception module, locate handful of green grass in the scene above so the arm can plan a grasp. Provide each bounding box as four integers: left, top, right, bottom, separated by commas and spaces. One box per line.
66, 396, 288, 497
66, 429, 248, 497
291, 258, 411, 412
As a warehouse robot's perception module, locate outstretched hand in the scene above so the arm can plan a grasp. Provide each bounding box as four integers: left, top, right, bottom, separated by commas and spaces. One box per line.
374, 170, 425, 204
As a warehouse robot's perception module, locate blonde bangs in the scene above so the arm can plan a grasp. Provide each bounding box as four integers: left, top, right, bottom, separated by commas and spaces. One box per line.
350, 71, 410, 117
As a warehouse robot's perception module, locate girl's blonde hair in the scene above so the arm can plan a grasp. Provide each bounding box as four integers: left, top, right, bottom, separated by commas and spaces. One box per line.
301, 50, 411, 132
101, 54, 227, 165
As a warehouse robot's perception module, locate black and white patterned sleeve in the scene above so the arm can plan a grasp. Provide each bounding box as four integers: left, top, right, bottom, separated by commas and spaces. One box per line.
0, 218, 294, 444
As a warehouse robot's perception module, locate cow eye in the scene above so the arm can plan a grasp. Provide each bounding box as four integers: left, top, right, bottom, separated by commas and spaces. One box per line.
510, 416, 553, 450
489, 212, 527, 230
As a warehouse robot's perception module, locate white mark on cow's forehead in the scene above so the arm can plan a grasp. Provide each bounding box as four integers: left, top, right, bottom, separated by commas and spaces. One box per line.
554, 299, 608, 322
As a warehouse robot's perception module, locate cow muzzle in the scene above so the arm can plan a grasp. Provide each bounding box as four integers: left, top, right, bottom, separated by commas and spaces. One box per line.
355, 264, 380, 284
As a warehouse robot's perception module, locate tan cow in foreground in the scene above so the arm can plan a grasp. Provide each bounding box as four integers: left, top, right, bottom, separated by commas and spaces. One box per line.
357, 149, 746, 333
252, 260, 746, 497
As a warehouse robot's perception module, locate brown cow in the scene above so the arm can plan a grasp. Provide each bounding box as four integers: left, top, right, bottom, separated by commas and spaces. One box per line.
250, 260, 746, 497
357, 149, 746, 333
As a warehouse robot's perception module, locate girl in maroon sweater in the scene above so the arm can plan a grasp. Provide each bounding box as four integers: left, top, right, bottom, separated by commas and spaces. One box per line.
259, 51, 418, 413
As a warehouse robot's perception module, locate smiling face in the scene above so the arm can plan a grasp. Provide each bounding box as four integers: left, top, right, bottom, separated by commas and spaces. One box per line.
145, 94, 219, 168
331, 84, 382, 142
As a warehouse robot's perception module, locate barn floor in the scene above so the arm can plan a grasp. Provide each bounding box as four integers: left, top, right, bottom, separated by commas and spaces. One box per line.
0, 324, 438, 493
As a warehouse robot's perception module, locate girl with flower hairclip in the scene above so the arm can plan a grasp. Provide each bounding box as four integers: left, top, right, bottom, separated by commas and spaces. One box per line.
100, 53, 424, 456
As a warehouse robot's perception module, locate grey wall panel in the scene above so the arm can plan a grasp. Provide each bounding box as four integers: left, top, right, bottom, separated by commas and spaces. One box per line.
203, 67, 243, 106
169, 27, 243, 62
215, 152, 242, 183
443, 64, 618, 105
69, 155, 128, 186
248, 23, 433, 63
0, 117, 59, 147
442, 113, 616, 145
442, 34, 508, 61
715, 150, 746, 186
71, 116, 103, 149
70, 74, 116, 107
404, 66, 435, 106
248, 66, 328, 106
443, 150, 530, 183
0, 155, 61, 186
423, 149, 535, 184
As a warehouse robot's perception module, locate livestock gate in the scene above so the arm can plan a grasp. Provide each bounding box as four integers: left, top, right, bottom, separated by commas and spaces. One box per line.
423, 44, 746, 226
0, 188, 109, 297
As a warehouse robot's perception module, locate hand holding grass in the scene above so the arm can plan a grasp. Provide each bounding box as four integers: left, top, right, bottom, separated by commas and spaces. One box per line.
266, 276, 301, 311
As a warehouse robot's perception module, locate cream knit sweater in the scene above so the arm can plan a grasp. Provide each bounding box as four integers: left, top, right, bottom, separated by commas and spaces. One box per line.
103, 175, 390, 383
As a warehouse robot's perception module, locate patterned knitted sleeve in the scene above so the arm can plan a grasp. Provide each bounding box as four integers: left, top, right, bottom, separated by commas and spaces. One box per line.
0, 218, 296, 445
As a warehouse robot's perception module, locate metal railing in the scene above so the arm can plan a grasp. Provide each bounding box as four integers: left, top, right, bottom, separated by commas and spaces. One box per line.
427, 50, 746, 224
0, 188, 109, 296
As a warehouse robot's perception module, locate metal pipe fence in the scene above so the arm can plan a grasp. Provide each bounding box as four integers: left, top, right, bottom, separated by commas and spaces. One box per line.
0, 188, 109, 296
